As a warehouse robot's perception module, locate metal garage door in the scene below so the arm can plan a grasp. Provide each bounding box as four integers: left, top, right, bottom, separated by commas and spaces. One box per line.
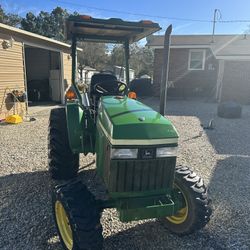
221, 60, 250, 104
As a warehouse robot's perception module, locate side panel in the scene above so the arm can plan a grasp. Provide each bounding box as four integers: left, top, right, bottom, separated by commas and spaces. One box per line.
66, 102, 84, 153
66, 102, 96, 154
95, 121, 110, 176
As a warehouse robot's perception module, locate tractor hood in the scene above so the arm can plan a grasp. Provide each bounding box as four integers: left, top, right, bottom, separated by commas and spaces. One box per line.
97, 96, 178, 146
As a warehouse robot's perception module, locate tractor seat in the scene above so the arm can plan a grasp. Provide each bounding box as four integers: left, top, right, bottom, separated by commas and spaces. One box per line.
90, 73, 118, 97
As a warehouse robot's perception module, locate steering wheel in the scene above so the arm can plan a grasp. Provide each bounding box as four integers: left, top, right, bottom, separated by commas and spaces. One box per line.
116, 81, 128, 94
94, 80, 128, 95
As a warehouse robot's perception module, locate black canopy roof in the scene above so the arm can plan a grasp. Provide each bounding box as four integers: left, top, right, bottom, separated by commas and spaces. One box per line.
66, 15, 161, 43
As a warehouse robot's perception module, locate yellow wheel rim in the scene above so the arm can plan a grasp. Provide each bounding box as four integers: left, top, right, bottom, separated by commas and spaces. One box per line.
166, 185, 188, 224
55, 200, 73, 250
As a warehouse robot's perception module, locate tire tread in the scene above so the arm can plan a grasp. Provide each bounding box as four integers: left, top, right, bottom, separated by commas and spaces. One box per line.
53, 181, 103, 250
48, 108, 79, 180
161, 165, 212, 235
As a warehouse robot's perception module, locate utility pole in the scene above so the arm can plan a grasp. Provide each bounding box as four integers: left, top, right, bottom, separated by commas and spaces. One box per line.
212, 9, 221, 43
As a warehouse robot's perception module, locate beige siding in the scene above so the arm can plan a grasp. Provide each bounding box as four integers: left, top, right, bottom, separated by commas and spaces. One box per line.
0, 38, 26, 120
62, 53, 72, 91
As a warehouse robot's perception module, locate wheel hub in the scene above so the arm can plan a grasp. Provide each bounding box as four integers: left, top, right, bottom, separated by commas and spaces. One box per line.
166, 184, 188, 224
55, 201, 73, 250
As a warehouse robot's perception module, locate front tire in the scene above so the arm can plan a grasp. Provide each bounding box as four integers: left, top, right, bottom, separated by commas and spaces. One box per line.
160, 165, 212, 235
48, 108, 79, 180
52, 181, 103, 250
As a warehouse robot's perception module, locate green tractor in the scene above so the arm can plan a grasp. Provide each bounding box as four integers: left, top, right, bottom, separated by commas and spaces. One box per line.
48, 15, 211, 250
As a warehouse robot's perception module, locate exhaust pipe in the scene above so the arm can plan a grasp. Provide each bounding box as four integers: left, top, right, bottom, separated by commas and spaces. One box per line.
159, 25, 172, 116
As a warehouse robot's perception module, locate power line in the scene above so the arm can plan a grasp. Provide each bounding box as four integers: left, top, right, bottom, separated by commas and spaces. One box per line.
219, 19, 250, 23
52, 0, 250, 23
52, 0, 212, 23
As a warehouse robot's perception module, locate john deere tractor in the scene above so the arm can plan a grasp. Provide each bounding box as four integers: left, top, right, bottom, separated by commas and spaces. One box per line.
48, 15, 211, 250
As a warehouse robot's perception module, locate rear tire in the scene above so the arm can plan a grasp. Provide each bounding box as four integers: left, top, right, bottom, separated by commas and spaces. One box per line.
48, 108, 79, 180
52, 181, 103, 250
160, 165, 212, 235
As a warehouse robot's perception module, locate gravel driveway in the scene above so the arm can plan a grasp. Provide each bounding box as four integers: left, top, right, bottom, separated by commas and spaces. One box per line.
0, 99, 250, 250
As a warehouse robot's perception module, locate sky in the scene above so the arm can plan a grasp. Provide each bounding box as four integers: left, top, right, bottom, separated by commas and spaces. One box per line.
1, 0, 250, 35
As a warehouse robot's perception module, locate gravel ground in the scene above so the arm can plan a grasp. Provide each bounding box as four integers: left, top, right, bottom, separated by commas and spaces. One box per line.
0, 99, 250, 250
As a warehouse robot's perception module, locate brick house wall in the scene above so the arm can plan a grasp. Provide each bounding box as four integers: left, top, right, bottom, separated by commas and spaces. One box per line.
153, 48, 218, 98
221, 60, 250, 104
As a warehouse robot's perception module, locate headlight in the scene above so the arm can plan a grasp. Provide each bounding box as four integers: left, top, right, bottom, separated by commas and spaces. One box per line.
111, 148, 138, 159
156, 147, 178, 158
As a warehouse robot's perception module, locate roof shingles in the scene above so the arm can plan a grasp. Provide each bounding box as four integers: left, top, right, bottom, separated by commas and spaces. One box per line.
146, 34, 250, 57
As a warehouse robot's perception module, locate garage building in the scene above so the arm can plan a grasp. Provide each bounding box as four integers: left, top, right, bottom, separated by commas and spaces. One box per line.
0, 23, 76, 120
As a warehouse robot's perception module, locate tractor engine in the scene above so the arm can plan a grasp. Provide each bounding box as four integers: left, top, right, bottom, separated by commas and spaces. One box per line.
96, 96, 179, 197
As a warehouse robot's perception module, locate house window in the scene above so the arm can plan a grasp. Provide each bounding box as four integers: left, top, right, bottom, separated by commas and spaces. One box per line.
188, 49, 206, 70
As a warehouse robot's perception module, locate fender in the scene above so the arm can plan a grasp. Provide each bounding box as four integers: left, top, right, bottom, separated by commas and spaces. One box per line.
66, 102, 95, 154
66, 102, 84, 153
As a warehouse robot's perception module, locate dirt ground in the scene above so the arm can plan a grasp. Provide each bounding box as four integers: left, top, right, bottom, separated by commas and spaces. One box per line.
0, 98, 249, 250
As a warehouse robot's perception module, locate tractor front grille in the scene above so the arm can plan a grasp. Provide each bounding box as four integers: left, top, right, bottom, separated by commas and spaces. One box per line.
108, 157, 176, 193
